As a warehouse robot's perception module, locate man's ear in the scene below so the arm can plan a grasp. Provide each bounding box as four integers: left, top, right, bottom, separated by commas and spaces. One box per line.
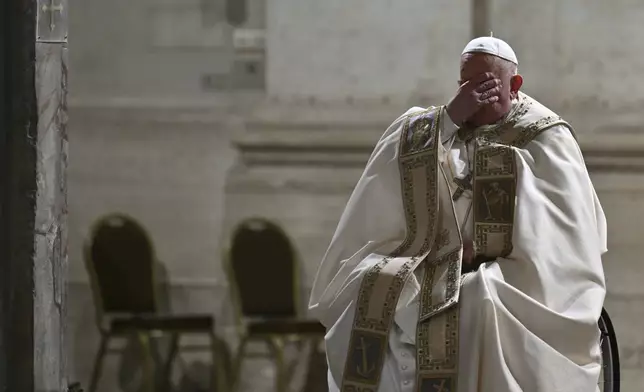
510, 74, 523, 94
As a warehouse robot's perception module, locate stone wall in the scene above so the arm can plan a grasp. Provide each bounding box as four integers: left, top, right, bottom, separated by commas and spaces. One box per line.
592, 171, 644, 390
69, 0, 265, 98
267, 0, 644, 132
67, 100, 241, 282
266, 0, 469, 102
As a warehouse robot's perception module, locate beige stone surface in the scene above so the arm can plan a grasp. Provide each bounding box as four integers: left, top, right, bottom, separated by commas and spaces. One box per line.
67, 104, 238, 282
35, 41, 69, 391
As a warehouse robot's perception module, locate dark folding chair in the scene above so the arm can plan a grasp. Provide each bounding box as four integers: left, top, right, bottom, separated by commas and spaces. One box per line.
84, 213, 229, 392
224, 218, 325, 392
599, 308, 620, 392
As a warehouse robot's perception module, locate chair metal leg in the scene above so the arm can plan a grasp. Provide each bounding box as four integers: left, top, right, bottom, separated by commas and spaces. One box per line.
210, 332, 229, 392
164, 333, 180, 392
232, 336, 249, 392
137, 332, 155, 392
89, 334, 110, 392
267, 337, 287, 392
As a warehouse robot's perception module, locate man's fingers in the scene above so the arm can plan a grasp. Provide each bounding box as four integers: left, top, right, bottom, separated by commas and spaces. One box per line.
460, 72, 495, 90
469, 72, 496, 86
479, 95, 499, 105
450, 73, 499, 123
475, 78, 502, 93
477, 86, 501, 102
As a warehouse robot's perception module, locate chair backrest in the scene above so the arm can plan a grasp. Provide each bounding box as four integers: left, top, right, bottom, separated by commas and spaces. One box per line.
84, 213, 157, 315
227, 218, 298, 319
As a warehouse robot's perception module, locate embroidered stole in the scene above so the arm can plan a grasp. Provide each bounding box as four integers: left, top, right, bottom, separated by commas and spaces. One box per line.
339, 96, 571, 392
471, 99, 571, 258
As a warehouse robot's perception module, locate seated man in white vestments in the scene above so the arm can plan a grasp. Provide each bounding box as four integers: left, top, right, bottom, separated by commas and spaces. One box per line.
308, 37, 608, 392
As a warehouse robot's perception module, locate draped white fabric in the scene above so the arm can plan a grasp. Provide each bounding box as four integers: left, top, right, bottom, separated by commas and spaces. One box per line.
308, 107, 608, 392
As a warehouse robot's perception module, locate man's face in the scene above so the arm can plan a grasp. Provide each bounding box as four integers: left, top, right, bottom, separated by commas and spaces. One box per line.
458, 53, 521, 127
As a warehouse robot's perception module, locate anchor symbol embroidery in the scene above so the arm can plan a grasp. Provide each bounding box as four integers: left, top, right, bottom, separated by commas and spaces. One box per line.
355, 336, 376, 377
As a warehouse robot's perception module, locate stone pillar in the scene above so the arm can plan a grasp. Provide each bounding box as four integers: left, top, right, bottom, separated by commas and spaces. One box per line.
472, 0, 492, 38
0, 0, 68, 390
34, 0, 69, 387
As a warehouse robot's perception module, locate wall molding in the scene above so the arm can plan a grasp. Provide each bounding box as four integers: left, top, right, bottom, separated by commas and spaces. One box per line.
235, 135, 644, 172
67, 98, 644, 173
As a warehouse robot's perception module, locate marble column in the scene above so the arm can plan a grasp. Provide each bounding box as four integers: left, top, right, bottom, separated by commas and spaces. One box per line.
472, 0, 492, 38
34, 40, 69, 390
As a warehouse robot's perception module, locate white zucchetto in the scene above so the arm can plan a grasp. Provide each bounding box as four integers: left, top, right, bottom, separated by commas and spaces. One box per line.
462, 37, 518, 65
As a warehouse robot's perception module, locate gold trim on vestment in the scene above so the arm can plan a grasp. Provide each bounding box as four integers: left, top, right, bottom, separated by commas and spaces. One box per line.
414, 160, 464, 391
340, 107, 444, 392
471, 96, 572, 260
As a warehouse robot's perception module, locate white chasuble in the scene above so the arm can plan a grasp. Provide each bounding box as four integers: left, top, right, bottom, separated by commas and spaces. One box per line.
309, 93, 608, 392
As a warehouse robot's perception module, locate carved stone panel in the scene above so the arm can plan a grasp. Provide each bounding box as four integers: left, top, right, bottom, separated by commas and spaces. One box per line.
37, 0, 67, 43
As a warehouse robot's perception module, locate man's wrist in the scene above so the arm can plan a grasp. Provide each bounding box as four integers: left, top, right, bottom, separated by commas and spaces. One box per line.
443, 107, 460, 139
445, 105, 463, 128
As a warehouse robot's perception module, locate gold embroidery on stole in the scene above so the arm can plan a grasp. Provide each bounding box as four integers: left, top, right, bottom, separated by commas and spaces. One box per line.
340, 107, 443, 392
472, 95, 572, 260
414, 164, 463, 392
